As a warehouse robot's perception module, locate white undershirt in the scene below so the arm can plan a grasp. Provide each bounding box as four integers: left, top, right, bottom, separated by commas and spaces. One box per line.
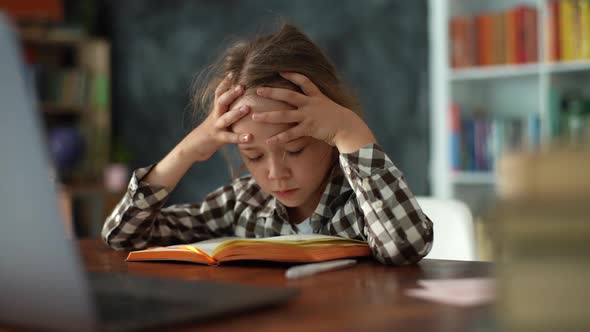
295, 218, 314, 234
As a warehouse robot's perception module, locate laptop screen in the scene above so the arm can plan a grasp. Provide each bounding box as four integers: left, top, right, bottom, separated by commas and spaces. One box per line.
0, 12, 97, 332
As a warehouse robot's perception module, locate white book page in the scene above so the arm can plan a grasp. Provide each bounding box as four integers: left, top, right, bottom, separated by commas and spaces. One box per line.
255, 234, 347, 242
189, 237, 240, 256
164, 237, 239, 256
165, 234, 357, 256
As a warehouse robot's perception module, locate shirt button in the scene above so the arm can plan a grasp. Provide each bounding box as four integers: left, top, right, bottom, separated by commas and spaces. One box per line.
344, 166, 351, 175
137, 193, 145, 200
374, 200, 383, 209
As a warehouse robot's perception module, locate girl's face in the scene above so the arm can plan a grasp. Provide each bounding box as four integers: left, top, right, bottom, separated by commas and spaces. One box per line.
230, 91, 335, 222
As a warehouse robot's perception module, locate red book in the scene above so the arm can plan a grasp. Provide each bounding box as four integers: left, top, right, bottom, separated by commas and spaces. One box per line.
547, 0, 561, 61
515, 6, 527, 64
523, 7, 539, 62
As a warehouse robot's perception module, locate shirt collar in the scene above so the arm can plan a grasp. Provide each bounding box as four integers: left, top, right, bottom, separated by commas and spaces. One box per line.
313, 164, 351, 219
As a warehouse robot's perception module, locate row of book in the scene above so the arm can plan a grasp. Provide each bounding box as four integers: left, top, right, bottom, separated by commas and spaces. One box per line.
450, 0, 590, 68
449, 103, 541, 172
20, 37, 112, 183
450, 5, 538, 68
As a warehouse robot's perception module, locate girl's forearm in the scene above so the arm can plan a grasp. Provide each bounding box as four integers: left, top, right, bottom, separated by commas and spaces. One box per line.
145, 122, 220, 189
144, 143, 195, 189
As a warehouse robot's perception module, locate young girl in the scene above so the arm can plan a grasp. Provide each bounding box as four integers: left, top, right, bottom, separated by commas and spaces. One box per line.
102, 24, 433, 265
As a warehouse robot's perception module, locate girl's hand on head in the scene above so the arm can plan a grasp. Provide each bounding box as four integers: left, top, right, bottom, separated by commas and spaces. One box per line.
252, 72, 376, 153
182, 73, 252, 162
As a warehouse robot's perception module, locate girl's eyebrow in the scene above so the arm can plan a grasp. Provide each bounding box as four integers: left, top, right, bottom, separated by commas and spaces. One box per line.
284, 137, 309, 147
239, 146, 260, 151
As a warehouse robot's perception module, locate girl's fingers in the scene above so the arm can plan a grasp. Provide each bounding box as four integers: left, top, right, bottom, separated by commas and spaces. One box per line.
218, 131, 252, 144
214, 105, 251, 129
216, 85, 244, 111
214, 72, 233, 99
266, 126, 304, 145
279, 72, 321, 97
256, 87, 306, 106
251, 110, 304, 124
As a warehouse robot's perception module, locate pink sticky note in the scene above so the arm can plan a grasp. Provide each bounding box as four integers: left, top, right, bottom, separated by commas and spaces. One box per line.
405, 278, 495, 306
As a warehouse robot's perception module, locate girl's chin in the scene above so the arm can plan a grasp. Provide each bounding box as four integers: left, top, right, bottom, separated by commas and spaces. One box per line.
276, 200, 300, 208
272, 190, 303, 206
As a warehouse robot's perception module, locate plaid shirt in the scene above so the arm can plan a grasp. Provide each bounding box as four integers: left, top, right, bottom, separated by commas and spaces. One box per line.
102, 143, 433, 265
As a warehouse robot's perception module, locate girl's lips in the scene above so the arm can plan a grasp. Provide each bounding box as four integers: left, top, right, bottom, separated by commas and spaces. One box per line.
274, 189, 299, 197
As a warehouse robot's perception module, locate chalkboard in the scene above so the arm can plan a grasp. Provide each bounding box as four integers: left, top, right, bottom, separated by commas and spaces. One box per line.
111, 0, 430, 204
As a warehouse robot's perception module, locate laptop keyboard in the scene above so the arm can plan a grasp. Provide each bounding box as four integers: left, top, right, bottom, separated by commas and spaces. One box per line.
86, 272, 298, 332
88, 273, 209, 331
93, 292, 192, 324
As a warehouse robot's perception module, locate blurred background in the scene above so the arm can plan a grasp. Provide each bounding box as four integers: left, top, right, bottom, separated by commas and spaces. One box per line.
0, 0, 431, 238
1, 0, 590, 330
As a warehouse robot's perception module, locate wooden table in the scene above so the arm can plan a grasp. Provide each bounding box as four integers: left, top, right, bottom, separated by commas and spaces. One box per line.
78, 239, 495, 332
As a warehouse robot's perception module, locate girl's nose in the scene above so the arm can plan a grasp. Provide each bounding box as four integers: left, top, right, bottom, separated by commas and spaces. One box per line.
267, 156, 291, 180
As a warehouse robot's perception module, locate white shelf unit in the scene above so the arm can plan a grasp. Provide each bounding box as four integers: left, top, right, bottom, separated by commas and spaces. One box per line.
451, 171, 496, 185
428, 0, 590, 213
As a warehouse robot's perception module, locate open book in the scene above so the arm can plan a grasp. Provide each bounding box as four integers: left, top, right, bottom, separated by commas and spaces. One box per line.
126, 234, 371, 265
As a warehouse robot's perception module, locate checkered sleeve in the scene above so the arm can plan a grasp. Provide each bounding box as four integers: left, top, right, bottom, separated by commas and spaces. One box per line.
339, 143, 433, 265
101, 165, 236, 251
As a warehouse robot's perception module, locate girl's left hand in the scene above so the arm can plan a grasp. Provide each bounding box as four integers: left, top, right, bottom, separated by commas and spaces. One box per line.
252, 72, 376, 153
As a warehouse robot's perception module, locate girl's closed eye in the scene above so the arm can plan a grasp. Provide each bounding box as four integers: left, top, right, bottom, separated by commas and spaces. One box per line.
245, 154, 263, 163
286, 147, 305, 156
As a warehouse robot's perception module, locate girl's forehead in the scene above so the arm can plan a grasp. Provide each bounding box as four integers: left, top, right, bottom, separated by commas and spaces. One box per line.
230, 90, 294, 113
231, 93, 296, 145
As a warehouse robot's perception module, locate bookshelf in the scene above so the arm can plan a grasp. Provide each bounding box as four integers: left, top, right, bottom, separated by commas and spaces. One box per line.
20, 33, 111, 185
17, 24, 112, 236
429, 0, 590, 215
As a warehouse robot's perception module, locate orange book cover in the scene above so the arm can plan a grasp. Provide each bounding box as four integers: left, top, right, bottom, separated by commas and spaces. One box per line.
126, 234, 372, 265
505, 6, 529, 64
450, 17, 462, 68
450, 16, 476, 68
505, 8, 517, 64
477, 13, 494, 66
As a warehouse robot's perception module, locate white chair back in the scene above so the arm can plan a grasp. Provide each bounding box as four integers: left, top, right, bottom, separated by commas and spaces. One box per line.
417, 196, 478, 261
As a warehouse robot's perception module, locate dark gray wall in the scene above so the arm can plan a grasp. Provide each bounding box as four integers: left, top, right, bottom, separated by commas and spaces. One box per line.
111, 0, 430, 204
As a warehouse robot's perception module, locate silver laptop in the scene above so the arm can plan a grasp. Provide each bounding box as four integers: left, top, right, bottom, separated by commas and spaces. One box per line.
0, 13, 297, 332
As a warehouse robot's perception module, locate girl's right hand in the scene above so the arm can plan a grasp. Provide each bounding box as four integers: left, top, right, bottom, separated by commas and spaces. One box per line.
180, 73, 252, 163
